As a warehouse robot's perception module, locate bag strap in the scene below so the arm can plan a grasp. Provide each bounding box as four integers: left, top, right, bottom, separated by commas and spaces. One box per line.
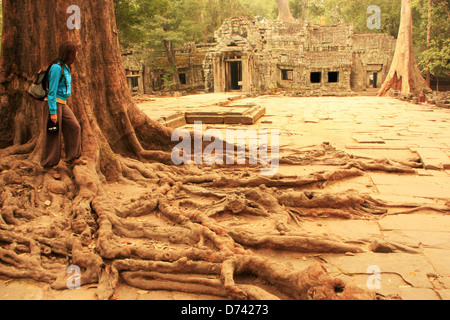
53, 61, 68, 93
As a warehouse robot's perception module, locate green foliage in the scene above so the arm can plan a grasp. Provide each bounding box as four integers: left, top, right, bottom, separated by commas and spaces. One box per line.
161, 66, 178, 90
144, 0, 204, 50
316, 0, 401, 36
289, 0, 327, 24
412, 0, 450, 78
237, 0, 278, 20
113, 0, 146, 46
419, 39, 450, 77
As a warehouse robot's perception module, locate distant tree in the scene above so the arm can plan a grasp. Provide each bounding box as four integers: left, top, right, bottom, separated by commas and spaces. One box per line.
378, 0, 432, 96
113, 0, 147, 46
412, 0, 450, 89
276, 0, 295, 21
419, 39, 450, 91
142, 0, 204, 90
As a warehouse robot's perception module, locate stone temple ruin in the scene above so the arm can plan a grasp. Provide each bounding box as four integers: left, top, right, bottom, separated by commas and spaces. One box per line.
123, 17, 397, 95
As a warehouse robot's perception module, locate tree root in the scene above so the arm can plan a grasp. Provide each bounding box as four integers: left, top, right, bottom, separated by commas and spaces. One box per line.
2, 142, 432, 300
221, 256, 375, 300
280, 142, 420, 173
276, 190, 388, 216
0, 234, 59, 284
228, 228, 364, 254
51, 239, 104, 290
0, 140, 37, 159
121, 271, 229, 298
210, 168, 365, 188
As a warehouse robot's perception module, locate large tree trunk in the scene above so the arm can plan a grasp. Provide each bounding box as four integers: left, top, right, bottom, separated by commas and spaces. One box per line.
0, 0, 174, 166
276, 0, 295, 21
0, 0, 428, 300
378, 0, 431, 96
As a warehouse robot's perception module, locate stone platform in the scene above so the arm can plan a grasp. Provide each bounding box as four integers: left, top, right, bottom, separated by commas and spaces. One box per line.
138, 93, 265, 127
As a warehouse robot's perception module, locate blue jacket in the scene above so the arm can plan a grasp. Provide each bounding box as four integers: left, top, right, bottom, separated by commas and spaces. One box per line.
47, 61, 72, 115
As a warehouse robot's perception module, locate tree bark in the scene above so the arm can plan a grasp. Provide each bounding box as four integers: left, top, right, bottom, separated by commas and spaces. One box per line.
276, 0, 295, 22
426, 0, 432, 88
301, 0, 308, 23
377, 0, 432, 96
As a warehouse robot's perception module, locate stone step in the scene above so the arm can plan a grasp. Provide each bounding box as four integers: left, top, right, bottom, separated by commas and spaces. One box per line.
157, 112, 186, 128
185, 104, 266, 125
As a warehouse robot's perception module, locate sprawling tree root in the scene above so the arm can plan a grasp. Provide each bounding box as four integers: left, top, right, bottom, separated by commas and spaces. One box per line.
1, 143, 445, 300
280, 142, 421, 172
0, 231, 60, 284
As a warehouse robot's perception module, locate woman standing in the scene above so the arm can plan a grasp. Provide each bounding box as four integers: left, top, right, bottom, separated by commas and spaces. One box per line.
41, 41, 85, 179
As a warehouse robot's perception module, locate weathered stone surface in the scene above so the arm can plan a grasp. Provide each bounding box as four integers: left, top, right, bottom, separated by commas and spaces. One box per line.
324, 253, 436, 289
438, 289, 450, 300
379, 214, 450, 233
203, 17, 395, 94
157, 112, 186, 128
352, 135, 385, 144
370, 173, 450, 199
413, 148, 450, 170
423, 249, 450, 277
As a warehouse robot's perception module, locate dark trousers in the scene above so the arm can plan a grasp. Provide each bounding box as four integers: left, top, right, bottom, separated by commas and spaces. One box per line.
41, 103, 81, 168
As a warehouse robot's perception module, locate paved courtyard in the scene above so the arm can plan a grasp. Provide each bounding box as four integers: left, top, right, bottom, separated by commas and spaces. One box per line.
1, 93, 449, 300
139, 93, 450, 300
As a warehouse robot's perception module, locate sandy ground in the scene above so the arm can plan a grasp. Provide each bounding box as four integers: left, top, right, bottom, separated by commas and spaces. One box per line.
1, 92, 450, 300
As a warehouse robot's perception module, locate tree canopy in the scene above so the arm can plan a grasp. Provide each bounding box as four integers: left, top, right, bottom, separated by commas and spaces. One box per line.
412, 0, 450, 82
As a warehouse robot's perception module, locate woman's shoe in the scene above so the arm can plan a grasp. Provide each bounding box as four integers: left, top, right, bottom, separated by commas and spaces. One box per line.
47, 168, 61, 180
67, 158, 87, 168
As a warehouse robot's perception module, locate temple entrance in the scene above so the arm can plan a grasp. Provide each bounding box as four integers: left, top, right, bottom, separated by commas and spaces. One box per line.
369, 72, 378, 88
226, 60, 242, 91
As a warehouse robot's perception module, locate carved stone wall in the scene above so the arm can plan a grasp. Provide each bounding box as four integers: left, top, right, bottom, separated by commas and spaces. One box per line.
203, 17, 396, 94
351, 33, 396, 91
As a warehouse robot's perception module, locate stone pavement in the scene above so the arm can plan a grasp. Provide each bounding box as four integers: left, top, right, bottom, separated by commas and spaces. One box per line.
139, 93, 450, 300
1, 93, 449, 300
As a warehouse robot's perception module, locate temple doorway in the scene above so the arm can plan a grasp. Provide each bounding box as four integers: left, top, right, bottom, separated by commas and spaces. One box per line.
226, 60, 242, 91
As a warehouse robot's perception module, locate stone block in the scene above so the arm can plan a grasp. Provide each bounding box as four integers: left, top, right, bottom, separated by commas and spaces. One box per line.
185, 104, 266, 125
352, 134, 385, 144
413, 148, 450, 170
370, 173, 450, 199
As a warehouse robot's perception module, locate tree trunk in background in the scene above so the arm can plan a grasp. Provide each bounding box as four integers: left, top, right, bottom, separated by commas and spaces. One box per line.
378, 0, 431, 96
301, 0, 308, 23
163, 39, 181, 91
426, 0, 432, 88
276, 0, 295, 21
